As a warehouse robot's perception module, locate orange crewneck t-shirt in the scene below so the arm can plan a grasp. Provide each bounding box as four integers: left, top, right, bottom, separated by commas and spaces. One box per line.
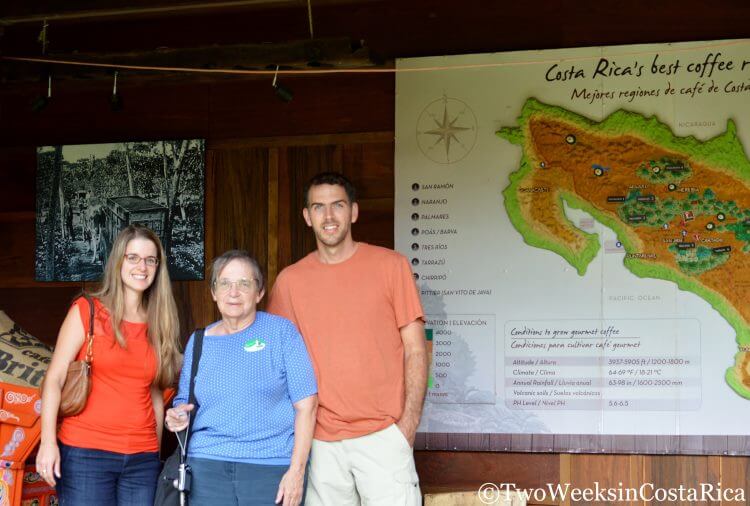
268, 243, 424, 441
57, 297, 158, 454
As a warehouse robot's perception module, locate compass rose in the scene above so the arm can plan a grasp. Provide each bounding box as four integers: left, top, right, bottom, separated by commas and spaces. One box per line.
416, 95, 477, 164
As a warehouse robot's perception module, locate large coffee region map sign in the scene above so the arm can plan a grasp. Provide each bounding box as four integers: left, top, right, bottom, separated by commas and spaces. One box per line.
395, 40, 750, 453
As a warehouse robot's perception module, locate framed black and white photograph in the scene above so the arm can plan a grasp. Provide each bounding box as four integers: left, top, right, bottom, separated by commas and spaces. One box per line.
35, 139, 205, 281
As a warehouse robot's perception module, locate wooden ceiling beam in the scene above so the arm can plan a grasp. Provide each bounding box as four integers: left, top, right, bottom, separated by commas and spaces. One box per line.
0, 37, 377, 84
0, 1, 294, 26
0, 0, 378, 26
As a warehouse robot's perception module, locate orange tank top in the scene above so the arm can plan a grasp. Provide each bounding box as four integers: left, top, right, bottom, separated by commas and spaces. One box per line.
58, 297, 158, 454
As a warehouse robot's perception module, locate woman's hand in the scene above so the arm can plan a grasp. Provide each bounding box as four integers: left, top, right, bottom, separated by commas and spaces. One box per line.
164, 403, 194, 432
35, 440, 61, 487
276, 395, 317, 505
275, 466, 305, 506
37, 304, 87, 488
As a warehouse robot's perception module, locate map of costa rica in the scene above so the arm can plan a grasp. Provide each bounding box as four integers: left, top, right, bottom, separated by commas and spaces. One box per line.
498, 98, 750, 399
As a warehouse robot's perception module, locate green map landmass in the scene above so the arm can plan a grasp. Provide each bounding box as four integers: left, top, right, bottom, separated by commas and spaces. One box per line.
498, 98, 750, 398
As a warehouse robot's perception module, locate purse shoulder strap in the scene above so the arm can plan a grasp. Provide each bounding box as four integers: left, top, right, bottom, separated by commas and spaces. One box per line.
182, 328, 205, 460
80, 294, 95, 364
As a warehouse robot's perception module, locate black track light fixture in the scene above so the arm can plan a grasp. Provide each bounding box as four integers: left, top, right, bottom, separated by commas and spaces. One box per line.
110, 71, 123, 111
31, 74, 51, 112
272, 65, 293, 103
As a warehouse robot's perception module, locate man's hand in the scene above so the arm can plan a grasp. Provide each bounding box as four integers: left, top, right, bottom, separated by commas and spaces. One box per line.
397, 319, 428, 447
395, 418, 418, 447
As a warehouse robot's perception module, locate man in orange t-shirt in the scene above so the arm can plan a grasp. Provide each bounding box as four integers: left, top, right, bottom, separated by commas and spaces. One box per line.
268, 172, 427, 505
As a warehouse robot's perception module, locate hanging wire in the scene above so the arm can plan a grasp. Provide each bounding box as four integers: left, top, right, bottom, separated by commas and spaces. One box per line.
37, 19, 49, 55
307, 0, 314, 40
2, 38, 748, 77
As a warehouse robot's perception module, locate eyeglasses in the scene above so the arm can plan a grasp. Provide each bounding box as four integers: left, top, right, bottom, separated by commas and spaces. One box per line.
124, 253, 159, 267
214, 278, 256, 293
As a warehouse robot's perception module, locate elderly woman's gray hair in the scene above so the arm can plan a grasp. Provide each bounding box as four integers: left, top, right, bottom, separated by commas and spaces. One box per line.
209, 250, 265, 292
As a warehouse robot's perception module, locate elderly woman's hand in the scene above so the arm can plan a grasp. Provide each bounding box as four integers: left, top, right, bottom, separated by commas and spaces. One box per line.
275, 466, 305, 506
165, 403, 194, 432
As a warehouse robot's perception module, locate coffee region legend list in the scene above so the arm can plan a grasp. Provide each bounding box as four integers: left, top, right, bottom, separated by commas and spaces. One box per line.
407, 181, 455, 283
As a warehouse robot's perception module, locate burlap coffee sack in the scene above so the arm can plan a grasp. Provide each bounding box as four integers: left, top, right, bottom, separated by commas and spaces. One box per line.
0, 311, 53, 388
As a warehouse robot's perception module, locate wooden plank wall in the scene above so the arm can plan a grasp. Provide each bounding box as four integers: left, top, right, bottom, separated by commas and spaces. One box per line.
0, 77, 748, 505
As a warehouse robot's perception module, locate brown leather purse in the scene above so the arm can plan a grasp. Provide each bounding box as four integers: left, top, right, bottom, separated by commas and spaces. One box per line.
43, 295, 95, 417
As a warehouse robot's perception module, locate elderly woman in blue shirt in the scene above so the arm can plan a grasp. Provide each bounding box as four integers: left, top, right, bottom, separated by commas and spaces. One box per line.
165, 250, 317, 506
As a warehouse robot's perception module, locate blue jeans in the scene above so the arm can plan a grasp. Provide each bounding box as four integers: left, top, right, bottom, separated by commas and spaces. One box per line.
56, 442, 161, 506
187, 457, 307, 506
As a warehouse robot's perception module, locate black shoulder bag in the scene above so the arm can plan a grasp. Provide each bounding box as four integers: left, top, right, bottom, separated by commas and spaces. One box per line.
154, 328, 205, 506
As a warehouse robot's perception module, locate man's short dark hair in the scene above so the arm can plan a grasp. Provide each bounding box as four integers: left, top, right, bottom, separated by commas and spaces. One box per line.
304, 172, 357, 207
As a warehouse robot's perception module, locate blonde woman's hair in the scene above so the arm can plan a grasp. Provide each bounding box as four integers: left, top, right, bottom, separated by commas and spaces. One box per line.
91, 225, 182, 389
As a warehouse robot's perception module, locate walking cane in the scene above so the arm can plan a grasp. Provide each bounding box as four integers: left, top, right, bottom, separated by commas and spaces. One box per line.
175, 427, 192, 506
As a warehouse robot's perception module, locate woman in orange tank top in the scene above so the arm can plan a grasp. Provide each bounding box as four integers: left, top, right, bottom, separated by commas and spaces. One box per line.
37, 225, 182, 506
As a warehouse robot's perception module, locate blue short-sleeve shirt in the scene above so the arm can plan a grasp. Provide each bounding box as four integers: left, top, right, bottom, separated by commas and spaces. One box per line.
174, 311, 317, 465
